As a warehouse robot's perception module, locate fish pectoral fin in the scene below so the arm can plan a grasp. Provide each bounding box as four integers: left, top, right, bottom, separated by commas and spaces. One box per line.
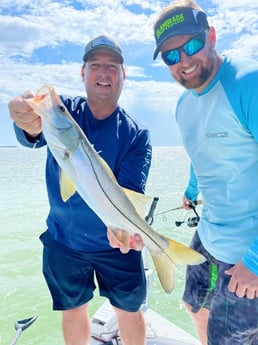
108, 228, 129, 248
165, 237, 206, 265
123, 188, 153, 219
60, 169, 76, 202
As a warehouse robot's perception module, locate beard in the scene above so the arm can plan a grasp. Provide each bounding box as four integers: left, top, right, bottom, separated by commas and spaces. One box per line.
173, 50, 217, 90
179, 66, 212, 89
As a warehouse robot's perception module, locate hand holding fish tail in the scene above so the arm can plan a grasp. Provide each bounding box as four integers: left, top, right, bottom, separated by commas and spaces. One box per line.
8, 91, 42, 138
107, 228, 144, 253
129, 233, 145, 251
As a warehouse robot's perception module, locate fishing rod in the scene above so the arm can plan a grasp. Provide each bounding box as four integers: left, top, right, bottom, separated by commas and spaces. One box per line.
9, 316, 38, 345
155, 199, 202, 217
145, 197, 202, 227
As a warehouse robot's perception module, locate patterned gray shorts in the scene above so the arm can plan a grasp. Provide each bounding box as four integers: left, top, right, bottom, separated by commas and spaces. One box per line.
183, 231, 258, 345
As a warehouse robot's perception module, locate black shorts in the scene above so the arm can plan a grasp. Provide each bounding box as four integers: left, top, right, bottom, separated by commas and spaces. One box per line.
40, 231, 146, 312
183, 231, 258, 345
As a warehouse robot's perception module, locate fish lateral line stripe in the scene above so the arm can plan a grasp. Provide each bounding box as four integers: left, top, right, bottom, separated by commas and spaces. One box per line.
86, 151, 167, 251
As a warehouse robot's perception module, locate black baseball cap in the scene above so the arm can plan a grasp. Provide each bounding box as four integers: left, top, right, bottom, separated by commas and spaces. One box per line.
153, 7, 209, 59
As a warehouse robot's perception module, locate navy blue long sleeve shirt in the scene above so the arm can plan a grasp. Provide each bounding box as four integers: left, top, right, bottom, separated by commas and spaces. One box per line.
14, 96, 152, 251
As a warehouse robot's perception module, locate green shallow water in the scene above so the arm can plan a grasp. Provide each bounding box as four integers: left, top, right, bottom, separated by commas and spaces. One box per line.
0, 146, 198, 344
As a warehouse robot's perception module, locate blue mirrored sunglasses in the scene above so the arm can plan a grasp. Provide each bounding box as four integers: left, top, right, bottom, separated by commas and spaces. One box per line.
161, 30, 208, 66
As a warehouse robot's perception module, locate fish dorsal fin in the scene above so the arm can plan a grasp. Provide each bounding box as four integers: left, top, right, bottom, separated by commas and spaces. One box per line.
88, 144, 152, 219
72, 137, 152, 217
81, 138, 118, 183
99, 156, 117, 182
60, 169, 76, 202
122, 188, 152, 219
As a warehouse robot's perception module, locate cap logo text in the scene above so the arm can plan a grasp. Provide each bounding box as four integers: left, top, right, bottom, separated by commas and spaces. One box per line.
156, 13, 185, 39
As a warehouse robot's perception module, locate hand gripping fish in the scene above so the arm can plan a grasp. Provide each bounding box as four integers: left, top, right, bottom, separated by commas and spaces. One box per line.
24, 85, 205, 293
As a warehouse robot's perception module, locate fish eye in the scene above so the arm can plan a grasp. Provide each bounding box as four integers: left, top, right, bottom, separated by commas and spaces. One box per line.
59, 104, 66, 112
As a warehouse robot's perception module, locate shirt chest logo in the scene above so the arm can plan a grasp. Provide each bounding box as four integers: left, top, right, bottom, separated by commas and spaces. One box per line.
206, 131, 229, 139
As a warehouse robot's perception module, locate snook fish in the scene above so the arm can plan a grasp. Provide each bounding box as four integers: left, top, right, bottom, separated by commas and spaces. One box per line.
24, 84, 205, 293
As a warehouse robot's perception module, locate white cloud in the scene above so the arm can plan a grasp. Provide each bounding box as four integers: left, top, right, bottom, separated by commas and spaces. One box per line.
0, 0, 156, 58
1, 0, 258, 146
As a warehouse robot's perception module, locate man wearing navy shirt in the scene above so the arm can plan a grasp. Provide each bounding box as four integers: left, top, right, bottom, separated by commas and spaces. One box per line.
8, 35, 152, 345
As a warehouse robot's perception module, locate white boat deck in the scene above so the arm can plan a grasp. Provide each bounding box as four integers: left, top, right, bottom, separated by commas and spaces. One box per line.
89, 260, 200, 345
144, 308, 200, 345
89, 300, 200, 345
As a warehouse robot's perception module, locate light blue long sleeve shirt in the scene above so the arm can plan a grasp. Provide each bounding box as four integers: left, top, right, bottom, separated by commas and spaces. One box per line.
177, 57, 258, 276
184, 164, 199, 201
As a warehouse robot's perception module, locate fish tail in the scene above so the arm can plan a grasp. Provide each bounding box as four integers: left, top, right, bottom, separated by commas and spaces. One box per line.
151, 237, 206, 293
152, 253, 176, 293
165, 237, 206, 266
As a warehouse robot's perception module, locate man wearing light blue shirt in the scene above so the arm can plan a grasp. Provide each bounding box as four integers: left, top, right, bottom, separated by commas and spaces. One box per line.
153, 1, 258, 344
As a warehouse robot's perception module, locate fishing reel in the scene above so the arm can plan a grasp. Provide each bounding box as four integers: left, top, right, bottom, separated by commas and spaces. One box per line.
175, 215, 200, 227
175, 203, 200, 228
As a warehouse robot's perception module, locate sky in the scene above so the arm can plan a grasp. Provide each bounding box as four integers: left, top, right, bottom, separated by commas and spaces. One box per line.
0, 0, 258, 146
